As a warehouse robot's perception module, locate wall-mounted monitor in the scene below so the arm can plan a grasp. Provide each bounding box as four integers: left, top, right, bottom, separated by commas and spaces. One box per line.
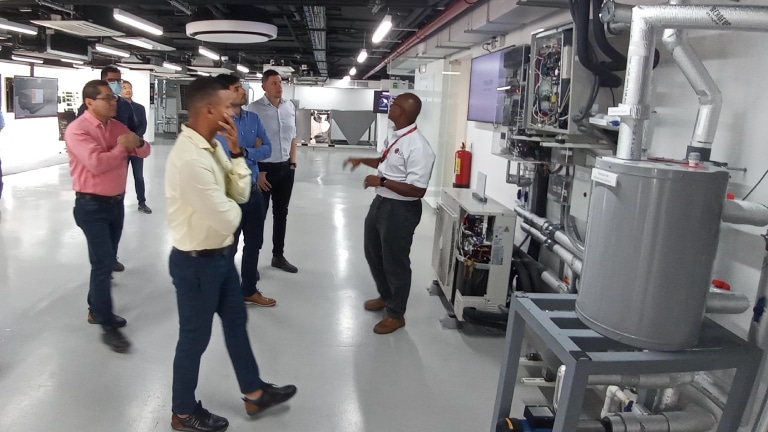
13, 76, 58, 119
373, 90, 390, 114
467, 49, 506, 123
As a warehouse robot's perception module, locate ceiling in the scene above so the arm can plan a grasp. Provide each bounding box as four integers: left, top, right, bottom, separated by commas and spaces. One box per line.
0, 0, 458, 80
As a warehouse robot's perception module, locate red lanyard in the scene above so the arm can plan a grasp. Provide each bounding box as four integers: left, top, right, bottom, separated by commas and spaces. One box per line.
379, 126, 417, 163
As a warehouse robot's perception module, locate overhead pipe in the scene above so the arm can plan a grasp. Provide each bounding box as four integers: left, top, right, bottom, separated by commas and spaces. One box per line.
605, 3, 768, 160
362, 0, 477, 80
662, 0, 722, 162
515, 206, 584, 259
522, 223, 583, 275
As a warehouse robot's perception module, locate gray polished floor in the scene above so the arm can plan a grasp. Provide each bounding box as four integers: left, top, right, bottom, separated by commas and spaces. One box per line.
0, 144, 530, 432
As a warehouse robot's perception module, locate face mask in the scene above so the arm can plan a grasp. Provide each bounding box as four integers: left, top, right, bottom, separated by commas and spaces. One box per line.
108, 81, 122, 97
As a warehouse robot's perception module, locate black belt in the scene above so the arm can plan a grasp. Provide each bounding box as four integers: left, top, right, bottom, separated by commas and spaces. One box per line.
173, 246, 229, 258
76, 192, 124, 203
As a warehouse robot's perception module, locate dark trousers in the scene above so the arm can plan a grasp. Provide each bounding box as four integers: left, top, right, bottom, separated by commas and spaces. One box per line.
0, 157, 3, 199
258, 162, 295, 257
129, 155, 146, 204
73, 197, 124, 327
169, 249, 265, 415
363, 196, 423, 318
231, 187, 266, 297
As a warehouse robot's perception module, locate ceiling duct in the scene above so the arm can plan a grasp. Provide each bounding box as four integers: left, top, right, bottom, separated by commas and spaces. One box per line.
186, 6, 277, 44
303, 6, 327, 77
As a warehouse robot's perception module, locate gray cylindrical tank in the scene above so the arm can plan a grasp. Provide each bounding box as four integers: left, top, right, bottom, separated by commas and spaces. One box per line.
575, 157, 729, 351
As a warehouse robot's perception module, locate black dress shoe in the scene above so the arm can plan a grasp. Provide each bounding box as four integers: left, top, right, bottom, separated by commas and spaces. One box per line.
271, 256, 298, 273
243, 383, 297, 416
112, 260, 125, 272
102, 327, 130, 353
171, 401, 228, 432
138, 203, 153, 214
88, 311, 127, 328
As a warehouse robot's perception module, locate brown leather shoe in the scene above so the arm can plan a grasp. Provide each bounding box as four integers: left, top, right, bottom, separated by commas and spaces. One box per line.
244, 293, 276, 307
364, 297, 386, 311
374, 316, 405, 334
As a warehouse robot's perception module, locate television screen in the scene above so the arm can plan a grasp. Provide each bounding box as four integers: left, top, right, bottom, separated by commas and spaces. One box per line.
467, 50, 506, 123
373, 90, 390, 114
14, 76, 58, 119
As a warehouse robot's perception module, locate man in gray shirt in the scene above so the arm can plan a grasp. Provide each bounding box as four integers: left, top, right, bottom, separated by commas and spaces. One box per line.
246, 70, 299, 273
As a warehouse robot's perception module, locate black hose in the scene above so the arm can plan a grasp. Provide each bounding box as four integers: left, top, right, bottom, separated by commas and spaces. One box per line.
513, 260, 534, 293
574, 0, 622, 88
522, 258, 545, 293
591, 0, 626, 71
463, 308, 508, 330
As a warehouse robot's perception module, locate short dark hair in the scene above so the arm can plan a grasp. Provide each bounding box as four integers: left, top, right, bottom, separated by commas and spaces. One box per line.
186, 77, 228, 114
122, 80, 132, 87
83, 80, 109, 102
215, 73, 240, 88
261, 69, 281, 84
100, 66, 121, 80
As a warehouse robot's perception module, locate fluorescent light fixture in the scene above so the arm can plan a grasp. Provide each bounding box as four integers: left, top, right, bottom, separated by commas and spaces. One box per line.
115, 38, 153, 50
113, 8, 163, 36
11, 54, 43, 63
95, 43, 130, 58
342, 75, 350, 82
372, 15, 392, 44
198, 46, 220, 60
194, 71, 210, 76
349, 67, 357, 76
162, 61, 182, 71
60, 58, 84, 64
256, 72, 263, 78
357, 49, 368, 63
442, 71, 460, 75
0, 18, 37, 35
497, 85, 512, 91
73, 64, 91, 69
236, 64, 249, 73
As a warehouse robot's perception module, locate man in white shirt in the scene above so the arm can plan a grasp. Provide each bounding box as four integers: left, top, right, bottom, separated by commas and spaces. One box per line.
343, 93, 436, 334
165, 77, 296, 432
246, 70, 299, 274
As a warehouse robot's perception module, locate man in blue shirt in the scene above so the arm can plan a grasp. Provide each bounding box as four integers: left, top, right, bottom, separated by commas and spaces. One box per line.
216, 74, 276, 307
121, 80, 151, 214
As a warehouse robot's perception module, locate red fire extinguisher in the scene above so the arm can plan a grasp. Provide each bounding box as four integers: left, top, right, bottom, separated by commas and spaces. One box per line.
454, 142, 472, 188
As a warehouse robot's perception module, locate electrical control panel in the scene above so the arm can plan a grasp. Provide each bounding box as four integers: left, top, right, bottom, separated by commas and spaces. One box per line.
525, 23, 626, 138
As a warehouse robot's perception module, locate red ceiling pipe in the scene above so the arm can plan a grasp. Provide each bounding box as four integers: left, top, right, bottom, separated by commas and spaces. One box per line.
362, 0, 478, 80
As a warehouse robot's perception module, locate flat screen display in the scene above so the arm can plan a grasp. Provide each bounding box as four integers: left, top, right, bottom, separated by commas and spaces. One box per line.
467, 50, 506, 123
373, 90, 390, 114
13, 76, 58, 119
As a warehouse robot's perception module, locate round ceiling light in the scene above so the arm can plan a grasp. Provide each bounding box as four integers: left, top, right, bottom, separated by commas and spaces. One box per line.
186, 6, 277, 44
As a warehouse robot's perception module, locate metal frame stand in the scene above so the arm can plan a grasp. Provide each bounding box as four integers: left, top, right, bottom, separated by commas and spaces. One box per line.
491, 293, 763, 432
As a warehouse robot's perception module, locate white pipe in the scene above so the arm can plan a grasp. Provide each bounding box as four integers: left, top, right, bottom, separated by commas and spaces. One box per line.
589, 372, 695, 388
522, 223, 583, 275
705, 287, 751, 314
722, 200, 768, 226
515, 206, 584, 259
615, 4, 768, 160
661, 0, 722, 160
541, 269, 569, 293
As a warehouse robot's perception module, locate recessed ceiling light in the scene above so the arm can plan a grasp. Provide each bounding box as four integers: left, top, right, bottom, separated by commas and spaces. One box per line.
95, 43, 130, 58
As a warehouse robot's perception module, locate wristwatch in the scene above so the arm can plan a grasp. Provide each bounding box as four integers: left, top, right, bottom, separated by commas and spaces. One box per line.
231, 150, 244, 159
380, 177, 388, 186
289, 162, 297, 168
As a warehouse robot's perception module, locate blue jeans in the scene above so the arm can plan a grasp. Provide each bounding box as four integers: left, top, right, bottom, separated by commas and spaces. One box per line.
231, 187, 266, 297
169, 249, 265, 415
73, 197, 124, 327
128, 156, 146, 204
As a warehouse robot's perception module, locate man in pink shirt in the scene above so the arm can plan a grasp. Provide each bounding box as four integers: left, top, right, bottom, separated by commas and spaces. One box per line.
65, 80, 151, 353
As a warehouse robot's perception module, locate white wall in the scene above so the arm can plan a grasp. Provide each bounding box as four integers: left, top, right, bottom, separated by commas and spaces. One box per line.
0, 62, 153, 172
414, 59, 445, 200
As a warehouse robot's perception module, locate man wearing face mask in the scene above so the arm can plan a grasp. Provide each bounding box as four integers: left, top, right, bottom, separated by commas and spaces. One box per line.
77, 66, 139, 273
121, 80, 152, 215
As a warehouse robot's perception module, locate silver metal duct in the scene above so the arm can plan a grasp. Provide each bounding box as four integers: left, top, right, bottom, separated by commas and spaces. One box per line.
610, 4, 768, 160
515, 206, 584, 259
705, 287, 751, 314
722, 200, 768, 226
604, 408, 716, 432
661, 0, 722, 161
